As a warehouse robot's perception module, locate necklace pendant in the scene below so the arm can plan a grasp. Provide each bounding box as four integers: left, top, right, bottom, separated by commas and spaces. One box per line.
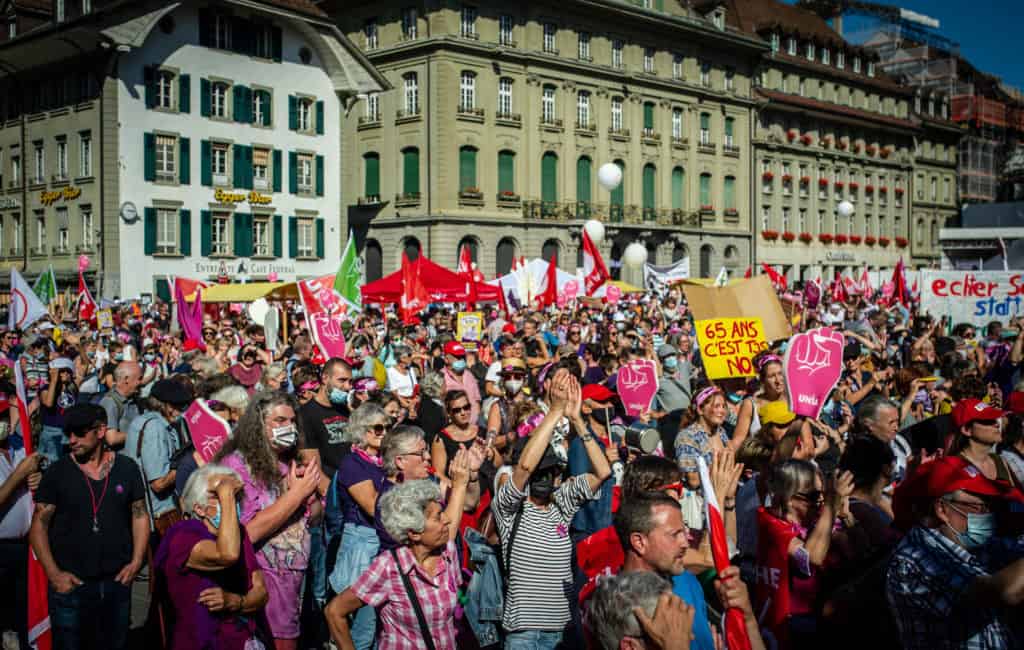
92, 518, 100, 534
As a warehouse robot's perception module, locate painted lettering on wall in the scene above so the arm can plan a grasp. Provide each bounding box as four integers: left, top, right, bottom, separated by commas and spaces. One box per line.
214, 189, 273, 205
40, 186, 82, 206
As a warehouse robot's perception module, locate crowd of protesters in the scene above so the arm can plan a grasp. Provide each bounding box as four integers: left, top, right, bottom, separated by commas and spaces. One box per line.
1, 281, 1024, 650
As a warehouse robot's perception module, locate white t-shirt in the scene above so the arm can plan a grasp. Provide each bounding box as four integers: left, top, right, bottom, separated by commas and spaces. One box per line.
386, 365, 417, 397
485, 360, 503, 384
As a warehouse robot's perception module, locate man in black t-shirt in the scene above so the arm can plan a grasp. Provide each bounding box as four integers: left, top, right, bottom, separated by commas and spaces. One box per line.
29, 404, 148, 650
299, 357, 354, 486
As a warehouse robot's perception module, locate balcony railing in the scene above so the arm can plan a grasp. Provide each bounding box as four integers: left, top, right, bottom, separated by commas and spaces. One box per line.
671, 136, 688, 148
395, 192, 421, 207
575, 120, 597, 133
495, 111, 521, 125
458, 189, 484, 205
642, 207, 657, 222
540, 117, 563, 129
357, 195, 382, 206
698, 140, 716, 154
608, 127, 630, 139
723, 143, 740, 156
460, 30, 479, 40
396, 106, 421, 120
641, 128, 660, 142
457, 105, 485, 120
522, 200, 571, 221
496, 192, 521, 205
358, 114, 381, 126
609, 204, 624, 223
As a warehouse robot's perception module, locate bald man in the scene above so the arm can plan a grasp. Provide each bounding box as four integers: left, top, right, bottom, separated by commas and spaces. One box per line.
98, 361, 143, 448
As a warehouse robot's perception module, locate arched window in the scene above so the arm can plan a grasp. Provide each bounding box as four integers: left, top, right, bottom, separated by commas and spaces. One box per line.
699, 172, 712, 208
671, 167, 685, 210
365, 239, 383, 282
723, 245, 739, 268
363, 153, 380, 200
457, 236, 479, 265
459, 146, 478, 192
642, 163, 656, 217
496, 237, 517, 276
542, 239, 560, 263
576, 156, 592, 205
541, 152, 558, 203
699, 244, 713, 278
403, 236, 421, 262
672, 242, 688, 264
498, 150, 516, 195
610, 159, 625, 207
401, 147, 420, 196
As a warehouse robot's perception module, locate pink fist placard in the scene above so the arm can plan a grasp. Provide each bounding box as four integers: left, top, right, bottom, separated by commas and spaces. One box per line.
783, 327, 845, 419
617, 359, 659, 417
185, 399, 232, 462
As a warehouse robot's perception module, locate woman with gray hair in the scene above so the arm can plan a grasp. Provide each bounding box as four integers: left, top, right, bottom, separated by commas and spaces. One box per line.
325, 402, 391, 649
325, 457, 472, 650
256, 362, 287, 392
586, 571, 696, 650
155, 463, 270, 649
386, 344, 418, 402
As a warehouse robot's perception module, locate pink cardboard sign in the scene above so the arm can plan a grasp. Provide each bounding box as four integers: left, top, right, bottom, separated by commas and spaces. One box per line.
185, 399, 232, 462
783, 327, 845, 419
564, 280, 579, 299
617, 359, 659, 417
606, 284, 622, 305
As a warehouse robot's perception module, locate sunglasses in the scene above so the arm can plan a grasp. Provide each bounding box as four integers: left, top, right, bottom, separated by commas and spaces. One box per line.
502, 371, 526, 379
369, 423, 388, 434
68, 423, 105, 439
449, 404, 471, 415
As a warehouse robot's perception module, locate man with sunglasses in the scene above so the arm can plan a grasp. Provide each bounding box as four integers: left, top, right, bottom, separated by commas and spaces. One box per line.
887, 455, 1024, 650
0, 328, 20, 362
441, 341, 481, 425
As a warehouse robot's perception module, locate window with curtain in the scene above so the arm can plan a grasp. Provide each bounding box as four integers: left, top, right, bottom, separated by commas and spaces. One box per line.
700, 112, 710, 145
402, 148, 420, 195
671, 167, 684, 209
610, 160, 625, 206
699, 172, 711, 206
724, 117, 734, 147
724, 176, 735, 210
459, 146, 477, 191
643, 102, 654, 134
363, 152, 380, 199
576, 156, 592, 204
642, 164, 656, 213
541, 152, 558, 203
498, 150, 515, 194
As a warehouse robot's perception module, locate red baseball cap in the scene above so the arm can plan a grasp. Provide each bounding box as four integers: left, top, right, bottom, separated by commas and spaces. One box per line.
893, 455, 1023, 529
443, 341, 466, 357
952, 398, 1006, 429
502, 322, 517, 335
581, 383, 616, 403
1007, 391, 1024, 416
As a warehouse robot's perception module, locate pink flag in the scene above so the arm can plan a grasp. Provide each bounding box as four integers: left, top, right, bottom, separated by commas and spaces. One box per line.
175, 280, 204, 343
184, 399, 232, 462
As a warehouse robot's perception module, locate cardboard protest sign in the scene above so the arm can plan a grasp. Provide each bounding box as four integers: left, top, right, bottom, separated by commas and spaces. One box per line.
695, 317, 768, 379
457, 311, 484, 350
184, 399, 232, 462
605, 284, 621, 305
683, 275, 791, 343
783, 327, 845, 419
617, 359, 659, 417
96, 309, 114, 331
920, 270, 1024, 324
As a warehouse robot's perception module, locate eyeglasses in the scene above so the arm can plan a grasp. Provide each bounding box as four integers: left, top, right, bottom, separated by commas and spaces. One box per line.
944, 498, 990, 514
401, 448, 430, 459
368, 423, 388, 434
68, 423, 106, 439
449, 404, 471, 415
793, 490, 824, 504
502, 371, 526, 380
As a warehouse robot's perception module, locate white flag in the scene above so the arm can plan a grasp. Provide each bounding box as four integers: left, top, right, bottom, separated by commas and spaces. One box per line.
714, 267, 729, 287
9, 268, 49, 330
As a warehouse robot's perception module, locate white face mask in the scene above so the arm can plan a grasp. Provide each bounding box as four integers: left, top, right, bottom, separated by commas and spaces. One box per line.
270, 424, 298, 448
504, 379, 523, 395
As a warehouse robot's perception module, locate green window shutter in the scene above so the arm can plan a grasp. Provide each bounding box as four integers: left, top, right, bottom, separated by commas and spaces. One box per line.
365, 154, 380, 197
656, 0, 664, 9
143, 132, 156, 182
233, 85, 246, 123
498, 151, 515, 195
541, 152, 557, 202
725, 117, 734, 138
143, 207, 156, 255
315, 100, 325, 135
672, 168, 684, 209
233, 145, 245, 189
271, 27, 283, 62
575, 156, 591, 203
403, 148, 420, 195
610, 161, 625, 206
700, 113, 710, 130
180, 209, 192, 255
643, 102, 654, 130
288, 151, 298, 193
288, 216, 298, 258
178, 74, 190, 113
642, 164, 656, 209
273, 214, 283, 257
201, 140, 212, 186
288, 95, 298, 130
144, 66, 156, 109
272, 149, 282, 192
232, 16, 252, 55
261, 91, 272, 126
458, 148, 476, 191
200, 78, 211, 117
724, 177, 735, 209
155, 279, 172, 303
179, 137, 190, 185
198, 9, 213, 47
315, 155, 324, 197
233, 212, 249, 257
700, 174, 711, 205
315, 218, 325, 259
200, 210, 212, 256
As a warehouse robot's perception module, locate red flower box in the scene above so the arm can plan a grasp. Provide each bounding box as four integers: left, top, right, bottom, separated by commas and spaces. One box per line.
853, 144, 862, 153
880, 148, 891, 159
800, 134, 813, 146
849, 182, 860, 190
850, 235, 863, 244
879, 186, 888, 194
866, 145, 877, 156
835, 234, 849, 244
878, 236, 891, 247
799, 176, 811, 185
837, 141, 847, 150
762, 230, 779, 241
700, 204, 714, 212
865, 236, 877, 246
818, 178, 830, 187
895, 188, 905, 196
782, 231, 797, 242
799, 232, 813, 243
819, 233, 834, 244
762, 171, 774, 181
865, 185, 875, 193
834, 181, 844, 189
782, 174, 793, 183
895, 236, 909, 248
787, 130, 798, 142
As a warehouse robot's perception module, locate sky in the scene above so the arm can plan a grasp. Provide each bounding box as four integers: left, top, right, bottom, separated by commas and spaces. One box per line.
791, 0, 1024, 91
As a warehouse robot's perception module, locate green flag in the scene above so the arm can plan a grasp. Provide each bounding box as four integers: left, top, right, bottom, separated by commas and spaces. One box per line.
33, 265, 57, 305
334, 230, 362, 312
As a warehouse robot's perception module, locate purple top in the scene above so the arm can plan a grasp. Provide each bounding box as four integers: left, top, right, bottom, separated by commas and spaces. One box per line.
338, 450, 386, 529
583, 366, 607, 386
373, 478, 399, 551
155, 519, 265, 650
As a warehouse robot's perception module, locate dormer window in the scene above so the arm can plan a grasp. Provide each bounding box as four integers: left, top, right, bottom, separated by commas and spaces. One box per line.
712, 8, 725, 30
806, 42, 814, 61
822, 48, 830, 65
867, 61, 875, 77
853, 56, 861, 73
787, 37, 797, 55
770, 32, 779, 53
837, 51, 845, 69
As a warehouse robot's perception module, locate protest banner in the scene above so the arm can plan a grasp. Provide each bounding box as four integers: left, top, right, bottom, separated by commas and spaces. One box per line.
643, 258, 690, 290
457, 311, 484, 350
920, 270, 1024, 323
96, 308, 114, 331
783, 327, 845, 419
605, 284, 622, 304
683, 275, 791, 343
695, 317, 768, 379
184, 399, 232, 462
617, 359, 659, 417
297, 274, 348, 358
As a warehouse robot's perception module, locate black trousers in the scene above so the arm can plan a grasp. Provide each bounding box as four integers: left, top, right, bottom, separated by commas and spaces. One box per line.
0, 538, 28, 650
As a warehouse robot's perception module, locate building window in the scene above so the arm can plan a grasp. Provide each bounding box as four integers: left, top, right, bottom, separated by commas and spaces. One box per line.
699, 173, 711, 206
611, 40, 623, 68
499, 15, 514, 46
867, 61, 875, 77
81, 207, 93, 248
837, 51, 845, 69
724, 117, 734, 147
79, 131, 91, 177
156, 70, 175, 109
543, 22, 557, 53
297, 98, 312, 131
156, 208, 177, 254
805, 42, 814, 61
56, 0, 65, 22
459, 71, 476, 111
725, 68, 735, 91
576, 91, 591, 128
33, 141, 44, 184
944, 177, 952, 202
698, 61, 712, 87
297, 219, 314, 257
930, 176, 937, 201
298, 154, 313, 192
36, 214, 46, 250
56, 137, 68, 180
253, 215, 270, 256
8, 18, 15, 39
611, 97, 623, 131
787, 37, 796, 55
712, 10, 724, 30
11, 215, 20, 254
672, 54, 684, 79
460, 6, 477, 38
761, 207, 770, 231
403, 73, 419, 114
699, 112, 710, 145
498, 78, 513, 116
155, 134, 176, 182
916, 174, 924, 199
253, 147, 270, 190
578, 31, 591, 60
253, 90, 271, 125
724, 176, 736, 210
853, 56, 861, 73
211, 142, 228, 185
643, 48, 655, 73
56, 207, 68, 252
364, 93, 380, 121
542, 85, 556, 123
211, 82, 229, 118
211, 213, 229, 255
799, 77, 805, 96
401, 7, 417, 39
782, 207, 790, 232
213, 13, 231, 49
822, 48, 830, 65
797, 208, 806, 232
364, 18, 378, 49
672, 108, 683, 140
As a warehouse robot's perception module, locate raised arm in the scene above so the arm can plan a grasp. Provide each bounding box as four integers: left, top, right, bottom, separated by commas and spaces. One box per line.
511, 373, 569, 491
187, 475, 244, 570
246, 459, 320, 544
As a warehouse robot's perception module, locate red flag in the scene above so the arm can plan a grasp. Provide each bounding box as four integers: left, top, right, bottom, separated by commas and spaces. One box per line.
582, 231, 609, 296
859, 267, 872, 296
760, 263, 787, 291
17, 362, 52, 650
77, 271, 97, 322
831, 272, 849, 303
539, 254, 558, 308
457, 244, 480, 310
697, 457, 752, 650
400, 253, 429, 324
743, 266, 752, 279
891, 258, 912, 306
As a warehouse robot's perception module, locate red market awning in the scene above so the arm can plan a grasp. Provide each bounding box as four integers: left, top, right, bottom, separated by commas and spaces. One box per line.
361, 256, 499, 304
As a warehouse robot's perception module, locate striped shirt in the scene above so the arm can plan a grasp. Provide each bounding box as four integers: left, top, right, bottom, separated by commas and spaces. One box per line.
494, 474, 593, 633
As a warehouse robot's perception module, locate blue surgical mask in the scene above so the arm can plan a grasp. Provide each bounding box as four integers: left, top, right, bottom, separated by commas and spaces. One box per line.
947, 504, 997, 550
451, 359, 467, 373
209, 501, 243, 529
663, 356, 679, 371
329, 388, 349, 405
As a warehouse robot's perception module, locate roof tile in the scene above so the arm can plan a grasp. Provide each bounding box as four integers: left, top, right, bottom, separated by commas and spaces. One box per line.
756, 88, 918, 130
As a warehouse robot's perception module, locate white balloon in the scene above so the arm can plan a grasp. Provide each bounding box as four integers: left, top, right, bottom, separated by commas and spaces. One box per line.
597, 162, 623, 192
837, 200, 854, 219
623, 242, 648, 268
583, 219, 605, 244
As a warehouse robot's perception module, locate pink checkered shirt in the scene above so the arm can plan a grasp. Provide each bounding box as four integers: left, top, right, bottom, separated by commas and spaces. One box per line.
351, 539, 461, 650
